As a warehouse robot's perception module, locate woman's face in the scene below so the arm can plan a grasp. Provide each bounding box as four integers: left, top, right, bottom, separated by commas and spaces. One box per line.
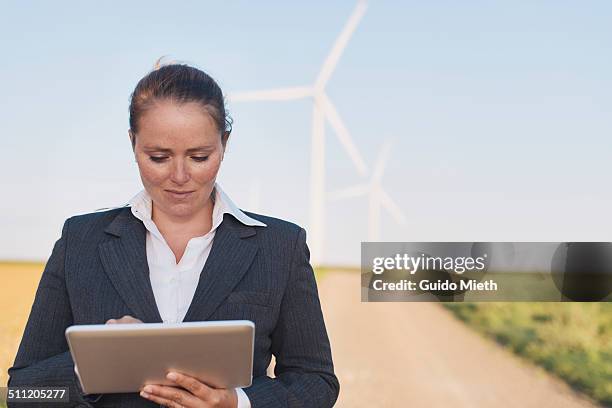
131, 100, 227, 221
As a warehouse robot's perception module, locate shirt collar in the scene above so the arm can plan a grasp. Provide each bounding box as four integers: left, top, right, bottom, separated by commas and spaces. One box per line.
128, 182, 266, 231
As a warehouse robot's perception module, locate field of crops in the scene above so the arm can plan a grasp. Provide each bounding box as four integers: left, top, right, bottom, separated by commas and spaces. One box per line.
0, 263, 50, 408
0, 262, 45, 391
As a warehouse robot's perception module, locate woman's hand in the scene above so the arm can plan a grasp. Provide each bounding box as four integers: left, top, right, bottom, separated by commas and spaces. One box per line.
140, 372, 238, 408
105, 315, 143, 324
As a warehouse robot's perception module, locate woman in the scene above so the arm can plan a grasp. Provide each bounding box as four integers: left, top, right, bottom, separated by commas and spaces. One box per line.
8, 62, 339, 408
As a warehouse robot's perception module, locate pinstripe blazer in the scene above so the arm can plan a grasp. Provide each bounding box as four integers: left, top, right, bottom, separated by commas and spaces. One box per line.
8, 207, 339, 407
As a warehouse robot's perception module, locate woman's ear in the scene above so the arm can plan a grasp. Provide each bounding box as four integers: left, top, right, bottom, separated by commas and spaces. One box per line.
128, 129, 136, 151
221, 131, 230, 161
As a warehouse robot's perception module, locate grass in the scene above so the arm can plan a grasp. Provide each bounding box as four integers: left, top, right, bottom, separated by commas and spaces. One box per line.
444, 302, 612, 407
314, 265, 359, 281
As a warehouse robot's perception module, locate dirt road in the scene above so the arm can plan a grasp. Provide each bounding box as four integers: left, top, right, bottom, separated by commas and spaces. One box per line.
318, 271, 602, 408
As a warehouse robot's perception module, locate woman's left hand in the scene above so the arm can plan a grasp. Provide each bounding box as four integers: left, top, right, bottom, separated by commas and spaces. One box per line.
140, 372, 238, 408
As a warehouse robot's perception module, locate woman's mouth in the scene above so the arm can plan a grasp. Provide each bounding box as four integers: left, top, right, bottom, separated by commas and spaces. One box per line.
165, 189, 195, 200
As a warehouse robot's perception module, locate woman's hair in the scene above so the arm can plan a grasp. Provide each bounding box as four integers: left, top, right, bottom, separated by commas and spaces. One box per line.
128, 59, 232, 147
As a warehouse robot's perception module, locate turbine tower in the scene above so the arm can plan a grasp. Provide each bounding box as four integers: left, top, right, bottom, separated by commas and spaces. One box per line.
328, 141, 407, 241
229, 1, 369, 264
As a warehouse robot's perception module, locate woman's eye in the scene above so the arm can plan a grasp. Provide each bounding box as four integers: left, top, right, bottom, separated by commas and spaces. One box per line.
149, 156, 168, 163
192, 156, 209, 162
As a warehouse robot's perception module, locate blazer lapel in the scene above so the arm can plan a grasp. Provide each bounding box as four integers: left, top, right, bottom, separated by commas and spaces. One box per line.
98, 209, 163, 323
183, 214, 258, 322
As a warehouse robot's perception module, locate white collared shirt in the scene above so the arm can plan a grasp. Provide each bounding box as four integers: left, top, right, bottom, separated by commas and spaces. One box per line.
128, 182, 265, 408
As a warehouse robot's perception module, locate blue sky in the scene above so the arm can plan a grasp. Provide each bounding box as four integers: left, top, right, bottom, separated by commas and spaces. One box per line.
1, 1, 611, 265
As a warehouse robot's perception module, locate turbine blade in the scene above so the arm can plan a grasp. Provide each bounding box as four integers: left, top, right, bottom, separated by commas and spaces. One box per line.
227, 86, 313, 102
327, 184, 369, 201
379, 189, 407, 224
319, 93, 368, 176
372, 140, 393, 182
315, 0, 368, 89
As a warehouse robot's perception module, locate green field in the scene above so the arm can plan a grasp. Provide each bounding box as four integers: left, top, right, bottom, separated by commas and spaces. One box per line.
444, 302, 612, 406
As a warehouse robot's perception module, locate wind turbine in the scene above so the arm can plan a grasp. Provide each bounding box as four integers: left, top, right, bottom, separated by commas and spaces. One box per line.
228, 1, 369, 264
327, 141, 407, 241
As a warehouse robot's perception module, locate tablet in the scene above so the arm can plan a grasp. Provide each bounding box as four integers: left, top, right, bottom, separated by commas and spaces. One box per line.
65, 320, 254, 394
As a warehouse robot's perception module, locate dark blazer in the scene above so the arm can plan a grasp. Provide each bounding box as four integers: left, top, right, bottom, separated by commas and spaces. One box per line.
8, 207, 339, 407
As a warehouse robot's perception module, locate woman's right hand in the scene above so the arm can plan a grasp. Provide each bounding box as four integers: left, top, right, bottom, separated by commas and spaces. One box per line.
106, 315, 143, 324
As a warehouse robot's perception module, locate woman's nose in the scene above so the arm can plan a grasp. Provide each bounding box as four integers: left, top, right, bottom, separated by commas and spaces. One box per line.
170, 159, 190, 184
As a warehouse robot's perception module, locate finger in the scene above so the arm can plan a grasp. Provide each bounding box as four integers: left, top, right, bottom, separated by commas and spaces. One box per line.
167, 372, 212, 400
141, 384, 200, 408
140, 390, 182, 408
107, 315, 143, 324
141, 387, 187, 408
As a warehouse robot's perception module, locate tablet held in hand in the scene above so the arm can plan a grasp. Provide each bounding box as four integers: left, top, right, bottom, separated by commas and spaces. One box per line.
65, 320, 254, 394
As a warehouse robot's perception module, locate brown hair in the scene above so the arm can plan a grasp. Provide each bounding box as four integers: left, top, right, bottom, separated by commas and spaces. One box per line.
128, 60, 232, 148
